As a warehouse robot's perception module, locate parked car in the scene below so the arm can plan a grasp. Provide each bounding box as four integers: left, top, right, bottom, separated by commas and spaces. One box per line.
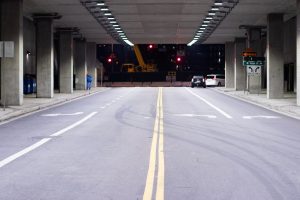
205, 74, 225, 86
191, 75, 206, 88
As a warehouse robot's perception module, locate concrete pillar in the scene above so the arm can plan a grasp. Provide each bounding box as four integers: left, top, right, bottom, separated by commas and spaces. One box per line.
74, 39, 87, 90
247, 28, 263, 93
225, 42, 235, 88
59, 30, 73, 93
86, 42, 97, 88
35, 17, 54, 98
297, 0, 300, 105
234, 38, 246, 91
0, 0, 23, 106
267, 14, 284, 99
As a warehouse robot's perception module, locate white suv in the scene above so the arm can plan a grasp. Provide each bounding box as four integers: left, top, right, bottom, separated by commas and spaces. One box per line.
205, 74, 225, 86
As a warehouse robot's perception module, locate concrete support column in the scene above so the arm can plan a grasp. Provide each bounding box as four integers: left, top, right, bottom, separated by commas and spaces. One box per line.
297, 0, 300, 105
35, 17, 54, 98
225, 42, 235, 88
74, 39, 87, 90
59, 30, 73, 93
267, 14, 284, 99
87, 42, 97, 88
247, 28, 263, 93
0, 0, 23, 106
234, 38, 246, 91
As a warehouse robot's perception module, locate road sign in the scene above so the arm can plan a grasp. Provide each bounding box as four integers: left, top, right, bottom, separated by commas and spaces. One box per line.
242, 52, 257, 57
243, 56, 265, 66
247, 65, 261, 76
0, 41, 14, 58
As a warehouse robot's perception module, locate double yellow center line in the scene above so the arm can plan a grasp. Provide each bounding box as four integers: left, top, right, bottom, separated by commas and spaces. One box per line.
143, 87, 165, 200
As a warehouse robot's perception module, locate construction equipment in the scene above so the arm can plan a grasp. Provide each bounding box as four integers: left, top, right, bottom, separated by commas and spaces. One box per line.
122, 45, 157, 72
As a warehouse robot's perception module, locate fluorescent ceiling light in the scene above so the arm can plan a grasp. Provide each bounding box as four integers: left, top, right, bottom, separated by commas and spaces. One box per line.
214, 1, 223, 6
198, 30, 204, 33
200, 27, 206, 30
187, 40, 197, 46
100, 7, 109, 11
202, 24, 208, 27
108, 17, 115, 20
124, 40, 134, 46
117, 30, 123, 33
208, 12, 216, 15
97, 2, 105, 6
113, 24, 119, 27
214, 3, 223, 6
206, 17, 213, 20
211, 7, 219, 11
196, 33, 202, 35
114, 27, 121, 30
104, 12, 112, 16
203, 20, 210, 23
110, 21, 117, 23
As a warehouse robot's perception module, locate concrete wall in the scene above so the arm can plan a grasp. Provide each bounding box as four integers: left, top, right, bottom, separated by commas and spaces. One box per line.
23, 17, 36, 75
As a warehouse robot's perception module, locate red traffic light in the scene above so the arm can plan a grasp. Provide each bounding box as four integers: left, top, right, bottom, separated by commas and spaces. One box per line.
107, 58, 112, 63
149, 44, 153, 49
177, 57, 181, 62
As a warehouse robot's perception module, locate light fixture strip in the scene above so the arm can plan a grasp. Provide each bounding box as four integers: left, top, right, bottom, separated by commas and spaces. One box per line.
188, 0, 239, 46
81, 0, 134, 46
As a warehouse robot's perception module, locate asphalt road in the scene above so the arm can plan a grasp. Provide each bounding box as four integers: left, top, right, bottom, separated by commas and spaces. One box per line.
0, 87, 300, 200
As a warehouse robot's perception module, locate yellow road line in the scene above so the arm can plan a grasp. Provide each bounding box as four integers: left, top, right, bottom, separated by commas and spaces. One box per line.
143, 87, 165, 200
143, 88, 161, 200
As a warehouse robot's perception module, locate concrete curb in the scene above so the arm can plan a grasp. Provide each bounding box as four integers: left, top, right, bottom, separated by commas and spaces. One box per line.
0, 88, 109, 123
212, 88, 300, 120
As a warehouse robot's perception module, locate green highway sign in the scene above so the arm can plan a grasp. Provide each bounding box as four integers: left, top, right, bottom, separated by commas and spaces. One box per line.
243, 56, 265, 66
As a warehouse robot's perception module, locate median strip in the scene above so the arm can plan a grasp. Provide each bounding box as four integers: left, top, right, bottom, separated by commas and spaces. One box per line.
143, 87, 165, 200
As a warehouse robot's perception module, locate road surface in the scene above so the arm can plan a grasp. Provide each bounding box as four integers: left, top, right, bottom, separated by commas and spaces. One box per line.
0, 87, 299, 200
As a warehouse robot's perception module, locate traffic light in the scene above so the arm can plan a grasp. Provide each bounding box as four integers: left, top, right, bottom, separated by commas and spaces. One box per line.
149, 44, 153, 49
107, 58, 112, 63
176, 57, 181, 63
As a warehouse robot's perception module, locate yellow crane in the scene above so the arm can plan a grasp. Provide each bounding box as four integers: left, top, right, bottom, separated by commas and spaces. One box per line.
122, 45, 157, 72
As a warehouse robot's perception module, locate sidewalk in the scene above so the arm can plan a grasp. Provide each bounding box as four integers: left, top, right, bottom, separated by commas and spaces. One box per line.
214, 87, 300, 119
0, 87, 108, 122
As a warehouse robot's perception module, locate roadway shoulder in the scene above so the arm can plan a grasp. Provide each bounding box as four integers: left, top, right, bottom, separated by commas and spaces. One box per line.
212, 87, 300, 120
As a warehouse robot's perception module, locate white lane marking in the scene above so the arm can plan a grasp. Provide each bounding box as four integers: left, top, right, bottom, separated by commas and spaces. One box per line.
41, 112, 84, 117
0, 138, 51, 169
243, 115, 280, 119
0, 112, 98, 169
185, 88, 232, 119
51, 112, 98, 137
173, 114, 217, 119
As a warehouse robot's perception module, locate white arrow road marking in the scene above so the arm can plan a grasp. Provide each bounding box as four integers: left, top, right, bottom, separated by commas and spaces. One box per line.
243, 115, 280, 119
173, 114, 217, 118
42, 112, 84, 117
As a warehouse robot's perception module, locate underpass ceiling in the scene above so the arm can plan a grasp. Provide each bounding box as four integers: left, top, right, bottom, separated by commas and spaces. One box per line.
23, 0, 297, 45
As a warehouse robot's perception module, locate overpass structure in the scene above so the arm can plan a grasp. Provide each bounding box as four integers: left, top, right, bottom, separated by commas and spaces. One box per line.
0, 0, 300, 106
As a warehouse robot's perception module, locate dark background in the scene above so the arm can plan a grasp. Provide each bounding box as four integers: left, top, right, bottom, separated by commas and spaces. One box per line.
97, 44, 225, 82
